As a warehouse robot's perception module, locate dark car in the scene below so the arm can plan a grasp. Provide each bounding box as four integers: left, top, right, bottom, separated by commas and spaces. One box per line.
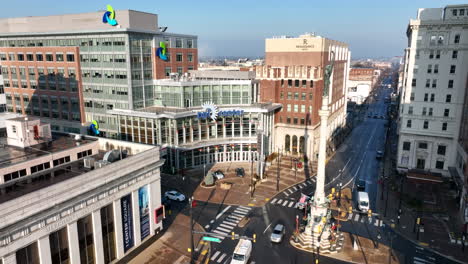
236, 168, 245, 177
376, 151, 384, 160
356, 179, 366, 192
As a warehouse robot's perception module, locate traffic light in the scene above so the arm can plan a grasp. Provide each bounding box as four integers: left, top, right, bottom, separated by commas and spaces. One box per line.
367, 209, 372, 218
231, 232, 235, 240
253, 234, 256, 243
348, 206, 352, 214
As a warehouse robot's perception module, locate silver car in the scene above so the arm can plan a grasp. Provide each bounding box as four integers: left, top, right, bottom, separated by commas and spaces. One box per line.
270, 224, 285, 243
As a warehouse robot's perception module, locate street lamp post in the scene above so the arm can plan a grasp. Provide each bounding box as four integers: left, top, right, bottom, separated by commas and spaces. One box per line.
189, 196, 195, 264
294, 159, 298, 180
250, 154, 254, 198
276, 148, 280, 192
337, 182, 342, 207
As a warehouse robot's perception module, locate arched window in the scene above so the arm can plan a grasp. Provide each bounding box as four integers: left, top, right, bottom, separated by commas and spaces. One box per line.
285, 135, 290, 152
300, 136, 305, 154
292, 135, 298, 154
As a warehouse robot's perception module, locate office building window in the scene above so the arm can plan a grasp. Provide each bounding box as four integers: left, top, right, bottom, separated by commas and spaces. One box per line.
294, 92, 299, 100
411, 79, 416, 87
410, 92, 415, 101
56, 53, 64, 61
430, 94, 435, 102
453, 9, 458, 16
300, 118, 305, 125
427, 65, 432, 73
408, 106, 413, 114
293, 118, 298, 124
301, 93, 306, 100
280, 92, 284, 99
422, 107, 427, 115
423, 120, 429, 129
78, 215, 95, 264
418, 142, 428, 149
288, 80, 292, 87
302, 80, 306, 87
67, 54, 75, 62
454, 34, 460, 44
187, 53, 193, 62
432, 79, 437, 88
177, 67, 183, 75
187, 39, 193, 48
425, 79, 430, 88
436, 50, 440, 59
35, 53, 42, 61
310, 80, 314, 88
428, 107, 433, 116
295, 80, 299, 87
287, 104, 291, 112
301, 105, 305, 113
448, 80, 454, 88
437, 145, 446, 155
176, 53, 183, 62
444, 109, 450, 117
281, 79, 284, 87
49, 227, 69, 264
175, 39, 182, 48
446, 94, 452, 103
16, 242, 39, 264
46, 54, 53, 61
26, 54, 34, 61
429, 50, 434, 59
294, 104, 298, 112
17, 53, 24, 61
309, 93, 313, 100
407, 119, 412, 128
452, 50, 458, 59
403, 142, 411, 151
417, 159, 425, 169
442, 122, 447, 131
286, 117, 291, 124
424, 93, 428, 101
287, 92, 292, 99
450, 65, 456, 74
434, 64, 438, 74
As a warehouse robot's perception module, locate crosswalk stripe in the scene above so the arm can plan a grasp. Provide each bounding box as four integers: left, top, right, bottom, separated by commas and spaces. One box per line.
211, 251, 221, 261
312, 178, 316, 182
228, 215, 242, 220
374, 219, 379, 226
224, 219, 238, 225
283, 191, 289, 196
360, 217, 365, 223
413, 261, 427, 264
235, 207, 250, 213
294, 203, 299, 208
238, 205, 250, 210
287, 188, 294, 194
414, 256, 433, 263
379, 220, 383, 227
232, 213, 245, 218
276, 199, 283, 205
354, 214, 360, 221
301, 182, 307, 187
348, 213, 353, 220
282, 200, 289, 206
271, 198, 278, 204
293, 186, 298, 191
288, 201, 294, 207
213, 230, 228, 236
222, 221, 237, 227
216, 226, 231, 233
220, 223, 234, 229
217, 253, 227, 263
307, 180, 312, 184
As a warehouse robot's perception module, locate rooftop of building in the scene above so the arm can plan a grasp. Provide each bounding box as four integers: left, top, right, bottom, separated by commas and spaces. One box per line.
0, 133, 96, 169
0, 9, 194, 38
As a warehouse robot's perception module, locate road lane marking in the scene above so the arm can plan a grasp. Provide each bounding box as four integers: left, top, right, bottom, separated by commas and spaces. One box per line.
287, 188, 294, 194
342, 157, 352, 171
224, 220, 238, 226
236, 207, 250, 213
276, 199, 283, 205
239, 205, 250, 210
307, 180, 312, 184
282, 200, 289, 206
271, 198, 278, 204
213, 230, 228, 236
263, 222, 273, 234
354, 214, 360, 221
301, 182, 307, 187
414, 256, 432, 262
283, 191, 289, 196
220, 223, 234, 229
223, 221, 237, 227
232, 213, 246, 218
348, 213, 353, 220
233, 210, 248, 216
211, 251, 220, 261
288, 201, 294, 207
228, 215, 243, 220
215, 205, 232, 220
216, 226, 231, 233
217, 253, 227, 263
293, 186, 298, 191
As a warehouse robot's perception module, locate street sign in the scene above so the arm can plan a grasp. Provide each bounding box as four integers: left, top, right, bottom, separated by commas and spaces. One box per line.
202, 236, 222, 243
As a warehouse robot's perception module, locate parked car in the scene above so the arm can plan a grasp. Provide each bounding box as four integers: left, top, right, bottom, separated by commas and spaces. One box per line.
213, 170, 225, 180
376, 151, 384, 160
297, 193, 310, 210
355, 179, 366, 192
164, 190, 186, 202
236, 168, 245, 177
270, 224, 285, 243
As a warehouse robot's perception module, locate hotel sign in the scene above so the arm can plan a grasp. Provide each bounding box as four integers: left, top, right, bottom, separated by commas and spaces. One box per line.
296, 39, 315, 50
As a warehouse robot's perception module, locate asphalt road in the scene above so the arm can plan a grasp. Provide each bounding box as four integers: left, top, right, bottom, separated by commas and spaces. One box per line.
190, 76, 461, 264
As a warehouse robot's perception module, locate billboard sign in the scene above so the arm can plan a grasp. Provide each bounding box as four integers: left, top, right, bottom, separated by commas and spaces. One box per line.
121, 194, 134, 252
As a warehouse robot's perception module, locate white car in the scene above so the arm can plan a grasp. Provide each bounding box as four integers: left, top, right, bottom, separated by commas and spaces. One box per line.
270, 224, 285, 243
164, 191, 186, 202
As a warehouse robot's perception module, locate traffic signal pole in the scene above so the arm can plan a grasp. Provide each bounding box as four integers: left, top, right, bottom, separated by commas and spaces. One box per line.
189, 197, 195, 264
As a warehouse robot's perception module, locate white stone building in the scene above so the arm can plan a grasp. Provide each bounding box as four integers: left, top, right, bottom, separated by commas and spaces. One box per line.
0, 117, 164, 264
397, 4, 468, 176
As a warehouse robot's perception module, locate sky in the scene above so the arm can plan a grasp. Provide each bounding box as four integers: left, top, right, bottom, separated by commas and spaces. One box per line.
0, 0, 466, 58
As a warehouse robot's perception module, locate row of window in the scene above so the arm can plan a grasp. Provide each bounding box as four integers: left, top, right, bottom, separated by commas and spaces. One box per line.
411, 78, 455, 89
407, 106, 451, 117
163, 53, 194, 62
428, 34, 460, 46
402, 141, 446, 155
285, 104, 312, 113
0, 52, 75, 62
6, 106, 81, 121
282, 117, 312, 126
77, 149, 92, 159
280, 79, 314, 88
409, 92, 451, 103
280, 92, 313, 101
452, 8, 467, 16
0, 37, 126, 48
406, 119, 448, 131
417, 49, 459, 60
164, 66, 195, 76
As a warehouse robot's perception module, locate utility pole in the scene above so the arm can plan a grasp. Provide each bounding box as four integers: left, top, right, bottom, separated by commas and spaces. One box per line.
276, 148, 280, 192
294, 158, 297, 180
250, 153, 254, 198
189, 197, 195, 264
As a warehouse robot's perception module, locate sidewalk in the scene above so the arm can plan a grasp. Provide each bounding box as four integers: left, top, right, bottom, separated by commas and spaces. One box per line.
122, 214, 210, 264
377, 118, 468, 263
193, 157, 316, 207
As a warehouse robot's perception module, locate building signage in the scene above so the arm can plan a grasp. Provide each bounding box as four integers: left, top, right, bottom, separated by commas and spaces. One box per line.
197, 102, 244, 121
121, 194, 134, 252
296, 39, 315, 50
139, 186, 150, 240
102, 5, 118, 26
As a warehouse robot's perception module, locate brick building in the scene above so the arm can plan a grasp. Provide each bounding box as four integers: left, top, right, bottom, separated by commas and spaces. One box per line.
256, 33, 350, 160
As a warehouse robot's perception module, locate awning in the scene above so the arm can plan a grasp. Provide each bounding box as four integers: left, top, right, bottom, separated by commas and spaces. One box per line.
448, 166, 464, 191
406, 169, 443, 183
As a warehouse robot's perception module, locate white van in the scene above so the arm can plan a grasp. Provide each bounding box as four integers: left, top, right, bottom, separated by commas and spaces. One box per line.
230, 239, 252, 264
357, 191, 370, 212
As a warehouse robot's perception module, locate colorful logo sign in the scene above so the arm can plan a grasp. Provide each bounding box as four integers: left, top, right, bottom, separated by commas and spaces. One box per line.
197, 103, 245, 121
102, 5, 118, 26
156, 42, 168, 61
90, 120, 100, 135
